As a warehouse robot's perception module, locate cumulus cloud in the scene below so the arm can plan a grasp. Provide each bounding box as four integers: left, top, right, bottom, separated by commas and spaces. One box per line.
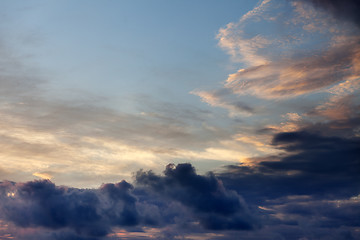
0, 164, 259, 239
135, 163, 256, 230
0, 180, 140, 239
1, 130, 359, 240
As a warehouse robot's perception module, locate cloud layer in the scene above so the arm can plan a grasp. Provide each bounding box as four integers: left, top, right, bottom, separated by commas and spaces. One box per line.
0, 164, 258, 239
0, 0, 359, 239
1, 139, 359, 240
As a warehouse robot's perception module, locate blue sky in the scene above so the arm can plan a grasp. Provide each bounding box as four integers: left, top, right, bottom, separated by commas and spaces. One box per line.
0, 0, 262, 186
0, 0, 359, 239
1, 0, 254, 105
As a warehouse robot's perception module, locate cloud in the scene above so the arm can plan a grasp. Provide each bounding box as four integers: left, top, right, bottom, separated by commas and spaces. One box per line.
191, 88, 254, 116
267, 130, 360, 177
0, 180, 107, 238
192, 0, 360, 183
220, 127, 360, 202
197, 0, 360, 125
216, 111, 359, 206
0, 179, 142, 239
1, 149, 359, 240
135, 163, 256, 230
32, 172, 53, 180
0, 39, 241, 187
214, 116, 360, 239
310, 95, 360, 121
0, 164, 259, 239
224, 37, 360, 99
0, 1, 359, 239
301, 0, 360, 27
2, 36, 262, 189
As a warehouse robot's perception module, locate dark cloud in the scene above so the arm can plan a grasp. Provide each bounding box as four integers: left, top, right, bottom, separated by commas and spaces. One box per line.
220, 127, 360, 202
1, 154, 359, 239
216, 117, 360, 239
268, 131, 360, 175
135, 163, 256, 230
303, 0, 360, 27
0, 164, 258, 239
0, 180, 138, 239
100, 181, 139, 227
279, 198, 360, 228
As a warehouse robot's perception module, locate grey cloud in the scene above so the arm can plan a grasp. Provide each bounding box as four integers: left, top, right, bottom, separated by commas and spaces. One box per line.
220, 123, 360, 202
0, 179, 144, 239
1, 149, 359, 240
302, 0, 360, 27
1, 180, 110, 237
216, 121, 360, 239
135, 163, 257, 230
0, 164, 258, 239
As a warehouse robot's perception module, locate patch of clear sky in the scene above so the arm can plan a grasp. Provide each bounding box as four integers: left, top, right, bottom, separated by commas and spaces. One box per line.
0, 0, 256, 111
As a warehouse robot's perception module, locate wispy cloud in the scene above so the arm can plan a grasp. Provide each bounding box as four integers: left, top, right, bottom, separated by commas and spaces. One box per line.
194, 0, 360, 152
217, 0, 360, 99
191, 88, 254, 116
225, 39, 360, 98
0, 39, 253, 187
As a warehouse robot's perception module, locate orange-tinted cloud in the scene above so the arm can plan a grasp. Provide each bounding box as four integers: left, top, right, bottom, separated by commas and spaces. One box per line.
215, 0, 360, 99
225, 40, 360, 98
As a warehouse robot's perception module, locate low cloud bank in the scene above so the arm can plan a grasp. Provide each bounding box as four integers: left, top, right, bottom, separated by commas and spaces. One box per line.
0, 164, 257, 239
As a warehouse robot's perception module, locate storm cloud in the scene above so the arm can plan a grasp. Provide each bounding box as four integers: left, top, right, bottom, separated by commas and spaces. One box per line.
135, 163, 256, 230
0, 164, 258, 239
1, 144, 359, 240
0, 180, 139, 239
220, 118, 360, 200
215, 120, 360, 239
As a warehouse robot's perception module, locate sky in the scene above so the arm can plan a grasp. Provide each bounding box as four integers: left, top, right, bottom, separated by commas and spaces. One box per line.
0, 0, 359, 239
